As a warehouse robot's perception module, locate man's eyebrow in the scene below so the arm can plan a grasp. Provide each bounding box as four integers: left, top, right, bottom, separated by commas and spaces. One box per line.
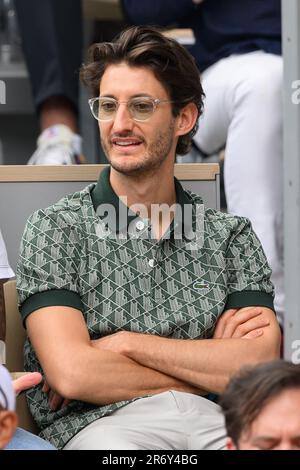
130, 94, 153, 98
99, 93, 154, 99
252, 436, 279, 446
99, 94, 116, 99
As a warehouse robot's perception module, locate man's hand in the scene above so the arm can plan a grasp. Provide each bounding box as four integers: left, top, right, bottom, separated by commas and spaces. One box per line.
213, 306, 271, 339
13, 372, 42, 396
13, 373, 71, 411
42, 381, 70, 411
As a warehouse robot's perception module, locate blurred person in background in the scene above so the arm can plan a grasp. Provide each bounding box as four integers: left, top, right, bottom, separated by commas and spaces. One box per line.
0, 364, 17, 449
5, 372, 56, 449
0, 230, 55, 449
220, 360, 300, 450
0, 364, 55, 449
14, 0, 84, 165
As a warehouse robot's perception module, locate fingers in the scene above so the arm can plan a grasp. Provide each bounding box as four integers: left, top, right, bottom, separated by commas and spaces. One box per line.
231, 313, 269, 338
48, 389, 65, 411
213, 309, 238, 339
214, 306, 270, 339
13, 372, 43, 395
62, 399, 71, 408
43, 382, 69, 410
14, 376, 70, 412
243, 329, 264, 339
222, 307, 266, 339
42, 380, 50, 393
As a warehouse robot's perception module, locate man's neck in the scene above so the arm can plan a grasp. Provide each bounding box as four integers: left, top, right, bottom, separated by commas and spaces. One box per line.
110, 166, 176, 214
110, 164, 177, 239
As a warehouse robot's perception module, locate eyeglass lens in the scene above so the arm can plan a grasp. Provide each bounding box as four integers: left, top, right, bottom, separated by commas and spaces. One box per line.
92, 98, 156, 121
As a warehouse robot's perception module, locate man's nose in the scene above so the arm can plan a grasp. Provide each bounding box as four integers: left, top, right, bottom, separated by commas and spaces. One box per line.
112, 103, 134, 132
276, 441, 294, 450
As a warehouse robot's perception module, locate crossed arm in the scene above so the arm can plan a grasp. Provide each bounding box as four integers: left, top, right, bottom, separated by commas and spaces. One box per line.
26, 304, 280, 408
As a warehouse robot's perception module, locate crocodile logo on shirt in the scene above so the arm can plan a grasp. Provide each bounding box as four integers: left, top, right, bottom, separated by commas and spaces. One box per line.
193, 281, 209, 290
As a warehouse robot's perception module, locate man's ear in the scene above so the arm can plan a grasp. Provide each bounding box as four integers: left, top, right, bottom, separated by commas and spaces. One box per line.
226, 437, 237, 450
175, 102, 198, 138
0, 410, 18, 449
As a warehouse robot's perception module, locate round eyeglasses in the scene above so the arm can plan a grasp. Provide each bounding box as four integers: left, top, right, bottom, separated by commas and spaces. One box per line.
88, 96, 172, 122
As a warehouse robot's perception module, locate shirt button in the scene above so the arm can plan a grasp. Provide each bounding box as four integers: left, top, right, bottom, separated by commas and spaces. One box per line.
148, 259, 155, 268
136, 221, 145, 231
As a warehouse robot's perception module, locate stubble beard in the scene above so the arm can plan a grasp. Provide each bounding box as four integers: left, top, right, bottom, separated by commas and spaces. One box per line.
102, 123, 175, 177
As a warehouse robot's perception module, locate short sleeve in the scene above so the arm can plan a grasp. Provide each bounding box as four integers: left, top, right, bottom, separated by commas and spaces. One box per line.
17, 208, 83, 323
224, 217, 275, 312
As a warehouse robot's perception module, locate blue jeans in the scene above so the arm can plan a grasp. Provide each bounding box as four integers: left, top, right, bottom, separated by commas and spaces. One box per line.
5, 427, 56, 450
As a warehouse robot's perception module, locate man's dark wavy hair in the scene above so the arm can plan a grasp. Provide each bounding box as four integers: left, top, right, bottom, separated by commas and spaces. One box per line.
80, 26, 205, 155
219, 360, 300, 448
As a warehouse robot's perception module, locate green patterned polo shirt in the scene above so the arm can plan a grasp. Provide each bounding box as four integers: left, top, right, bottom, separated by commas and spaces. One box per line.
16, 167, 274, 449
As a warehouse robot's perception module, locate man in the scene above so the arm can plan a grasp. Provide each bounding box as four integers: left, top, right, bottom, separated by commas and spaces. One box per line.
0, 365, 55, 449
17, 26, 280, 450
220, 360, 300, 450
5, 373, 56, 450
0, 229, 55, 450
0, 364, 17, 449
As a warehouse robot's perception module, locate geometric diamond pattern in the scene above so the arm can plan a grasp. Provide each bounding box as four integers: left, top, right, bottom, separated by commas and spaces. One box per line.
16, 182, 274, 449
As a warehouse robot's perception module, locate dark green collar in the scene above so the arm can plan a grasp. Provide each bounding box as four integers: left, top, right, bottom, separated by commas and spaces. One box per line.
91, 166, 192, 233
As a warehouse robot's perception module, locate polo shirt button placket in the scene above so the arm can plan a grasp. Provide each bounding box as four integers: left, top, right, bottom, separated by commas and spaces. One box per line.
136, 220, 145, 231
